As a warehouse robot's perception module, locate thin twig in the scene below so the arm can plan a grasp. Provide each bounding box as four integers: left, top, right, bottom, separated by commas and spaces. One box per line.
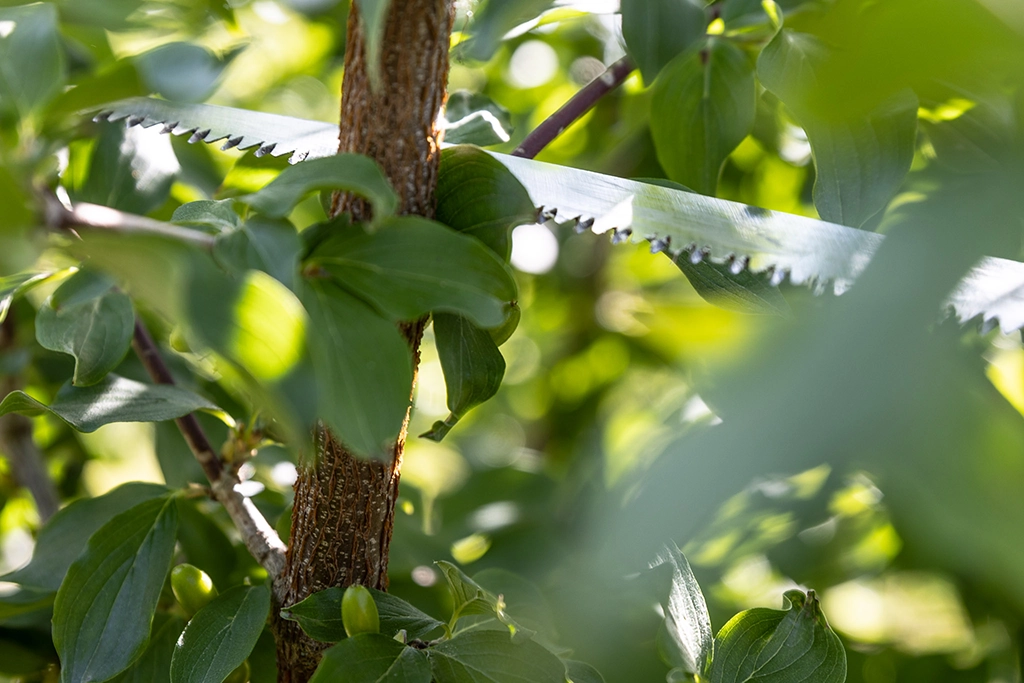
512, 56, 635, 160
44, 194, 215, 250
132, 319, 287, 577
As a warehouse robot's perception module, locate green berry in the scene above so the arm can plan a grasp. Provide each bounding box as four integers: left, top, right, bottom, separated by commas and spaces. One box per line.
171, 564, 218, 618
341, 585, 380, 637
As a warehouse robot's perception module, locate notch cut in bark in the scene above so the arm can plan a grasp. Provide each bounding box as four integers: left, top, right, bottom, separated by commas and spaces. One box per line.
272, 0, 455, 679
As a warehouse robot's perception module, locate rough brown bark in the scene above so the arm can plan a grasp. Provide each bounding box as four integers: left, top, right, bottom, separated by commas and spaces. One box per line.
272, 1, 454, 679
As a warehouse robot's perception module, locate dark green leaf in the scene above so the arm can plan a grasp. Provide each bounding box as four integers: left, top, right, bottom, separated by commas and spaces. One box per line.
135, 42, 240, 103
281, 587, 444, 643
353, 0, 392, 91
423, 313, 505, 442
428, 631, 566, 683
0, 585, 54, 627
301, 280, 412, 459
170, 583, 271, 683
443, 92, 514, 147
2, 482, 167, 591
309, 215, 517, 328
0, 375, 218, 433
436, 146, 536, 261
213, 218, 302, 287
0, 3, 65, 119
35, 269, 135, 386
310, 634, 431, 683
240, 154, 397, 222
651, 38, 756, 195
707, 590, 846, 683
463, 0, 555, 62
52, 496, 179, 683
757, 30, 918, 228
111, 614, 187, 683
621, 0, 708, 85
674, 258, 790, 315
172, 200, 241, 233
71, 123, 178, 215
565, 660, 605, 683
650, 545, 712, 676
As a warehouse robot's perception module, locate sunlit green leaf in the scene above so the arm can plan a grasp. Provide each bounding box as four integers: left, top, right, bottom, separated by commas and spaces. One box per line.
650, 545, 712, 677
436, 146, 536, 261
240, 154, 396, 222
170, 583, 271, 683
135, 42, 241, 103
2, 482, 167, 592
462, 0, 555, 62
309, 215, 517, 328
565, 660, 606, 683
310, 634, 431, 683
428, 631, 566, 683
281, 587, 444, 643
706, 590, 846, 683
53, 496, 179, 683
172, 200, 241, 233
0, 3, 65, 120
301, 279, 412, 459
0, 375, 218, 433
0, 271, 62, 324
651, 38, 756, 195
435, 562, 533, 640
443, 92, 514, 147
35, 269, 135, 386
423, 313, 505, 442
621, 0, 708, 85
213, 218, 302, 287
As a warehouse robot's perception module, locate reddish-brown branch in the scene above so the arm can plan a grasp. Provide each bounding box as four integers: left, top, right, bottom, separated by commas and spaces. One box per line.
512, 56, 635, 160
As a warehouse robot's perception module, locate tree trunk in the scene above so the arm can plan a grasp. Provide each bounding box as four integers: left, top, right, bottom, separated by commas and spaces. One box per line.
271, 1, 455, 679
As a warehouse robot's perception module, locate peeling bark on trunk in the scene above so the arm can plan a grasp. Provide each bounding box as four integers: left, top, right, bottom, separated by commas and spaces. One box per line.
271, 1, 454, 679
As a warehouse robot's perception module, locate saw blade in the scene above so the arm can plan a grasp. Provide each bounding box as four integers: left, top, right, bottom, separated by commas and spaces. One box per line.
94, 97, 1024, 334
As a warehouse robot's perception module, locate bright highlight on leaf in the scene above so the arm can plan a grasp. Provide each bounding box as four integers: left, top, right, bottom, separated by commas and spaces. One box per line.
229, 270, 307, 382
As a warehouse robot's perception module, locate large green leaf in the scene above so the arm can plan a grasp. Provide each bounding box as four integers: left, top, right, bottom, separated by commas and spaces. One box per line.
650, 545, 712, 677
35, 269, 135, 386
170, 583, 271, 683
52, 496, 179, 683
443, 92, 515, 148
111, 614, 186, 683
462, 0, 555, 62
240, 154, 397, 222
706, 590, 846, 683
423, 313, 505, 442
427, 631, 566, 683
301, 280, 412, 459
651, 38, 756, 195
172, 200, 241, 233
281, 586, 444, 643
0, 375, 218, 433
757, 30, 918, 228
135, 42, 240, 103
213, 218, 302, 288
353, 0, 392, 91
0, 3, 65, 120
310, 634, 431, 683
308, 216, 517, 328
621, 0, 708, 85
435, 146, 536, 261
2, 482, 167, 592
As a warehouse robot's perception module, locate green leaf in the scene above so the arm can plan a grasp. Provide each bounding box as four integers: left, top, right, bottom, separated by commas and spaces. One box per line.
435, 562, 533, 640
463, 0, 555, 62
565, 660, 606, 683
650, 545, 712, 677
301, 280, 412, 459
0, 3, 65, 120
172, 200, 241, 233
757, 30, 917, 228
621, 0, 708, 85
281, 587, 444, 643
0, 271, 62, 324
436, 146, 537, 261
309, 216, 517, 328
0, 585, 55, 627
135, 42, 240, 103
422, 313, 505, 442
353, 0, 392, 92
111, 614, 187, 683
53, 496, 179, 683
71, 123, 178, 215
2, 482, 167, 592
35, 269, 135, 386
706, 590, 846, 683
213, 218, 302, 287
170, 583, 271, 683
311, 634, 431, 683
0, 375, 218, 433
240, 154, 397, 222
651, 38, 756, 196
443, 92, 514, 147
428, 631, 566, 683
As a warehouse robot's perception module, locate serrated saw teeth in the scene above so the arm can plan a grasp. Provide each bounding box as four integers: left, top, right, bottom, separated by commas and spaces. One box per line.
93, 111, 112, 122
729, 256, 747, 275
649, 236, 670, 254
188, 129, 211, 144
222, 136, 243, 150
255, 143, 277, 158
611, 228, 631, 244
574, 217, 595, 234
127, 115, 145, 127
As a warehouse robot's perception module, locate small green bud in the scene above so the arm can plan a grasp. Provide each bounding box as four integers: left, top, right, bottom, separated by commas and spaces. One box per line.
341, 584, 380, 637
170, 564, 218, 618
